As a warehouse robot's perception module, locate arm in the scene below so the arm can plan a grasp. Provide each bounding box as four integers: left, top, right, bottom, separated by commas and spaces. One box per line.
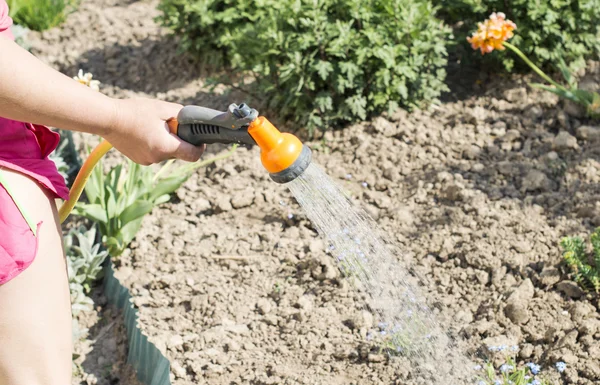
0, 36, 204, 164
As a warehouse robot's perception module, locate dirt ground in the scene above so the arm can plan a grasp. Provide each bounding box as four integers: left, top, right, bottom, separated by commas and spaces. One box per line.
26, 0, 600, 384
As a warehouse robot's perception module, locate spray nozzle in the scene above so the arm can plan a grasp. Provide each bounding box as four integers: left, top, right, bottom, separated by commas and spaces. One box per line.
169, 103, 311, 183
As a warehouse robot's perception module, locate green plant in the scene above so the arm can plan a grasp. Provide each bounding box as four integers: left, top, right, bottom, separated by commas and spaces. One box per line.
73, 144, 237, 257
561, 229, 600, 293
527, 57, 600, 119
64, 225, 108, 314
435, 0, 600, 72
158, 0, 451, 133
7, 0, 76, 31
477, 346, 556, 385
478, 359, 550, 385
466, 13, 600, 119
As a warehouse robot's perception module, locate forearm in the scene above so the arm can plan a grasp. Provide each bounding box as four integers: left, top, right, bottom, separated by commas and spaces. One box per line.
0, 36, 117, 136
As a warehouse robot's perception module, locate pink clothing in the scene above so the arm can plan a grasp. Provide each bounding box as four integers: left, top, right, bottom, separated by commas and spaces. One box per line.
0, 0, 13, 40
1, 0, 69, 284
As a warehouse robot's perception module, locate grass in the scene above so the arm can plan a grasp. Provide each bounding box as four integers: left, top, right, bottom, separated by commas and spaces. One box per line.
7, 0, 77, 31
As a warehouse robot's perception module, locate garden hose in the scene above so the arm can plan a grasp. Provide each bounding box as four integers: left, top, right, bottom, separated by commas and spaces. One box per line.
58, 103, 311, 223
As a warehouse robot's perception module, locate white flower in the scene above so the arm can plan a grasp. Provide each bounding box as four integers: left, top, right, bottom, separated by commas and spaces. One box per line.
73, 69, 100, 91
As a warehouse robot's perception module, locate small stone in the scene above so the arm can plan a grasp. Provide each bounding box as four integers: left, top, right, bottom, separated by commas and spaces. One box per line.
309, 239, 325, 253
513, 240, 532, 253
538, 267, 560, 287
557, 281, 585, 298
441, 183, 464, 201
526, 105, 543, 120
383, 167, 400, 182
505, 303, 530, 324
365, 204, 380, 220
519, 344, 534, 359
296, 296, 313, 312
504, 87, 527, 104
168, 335, 184, 349
545, 151, 559, 161
582, 362, 600, 380
196, 198, 211, 212
226, 340, 241, 352
552, 131, 578, 150
521, 169, 552, 192
564, 100, 586, 118
463, 144, 481, 159
171, 360, 187, 379
501, 129, 521, 142
576, 125, 600, 140
569, 302, 594, 323
367, 353, 386, 363
214, 196, 233, 212
186, 278, 195, 286
557, 110, 570, 129
491, 121, 508, 136
504, 279, 534, 324
580, 319, 600, 336
231, 190, 254, 209
256, 298, 272, 315
372, 116, 398, 137
472, 163, 484, 172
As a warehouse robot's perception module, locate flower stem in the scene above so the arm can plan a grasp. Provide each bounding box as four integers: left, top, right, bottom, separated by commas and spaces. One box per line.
502, 42, 566, 91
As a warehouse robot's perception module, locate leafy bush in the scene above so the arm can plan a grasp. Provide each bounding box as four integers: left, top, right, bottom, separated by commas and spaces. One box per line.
435, 0, 600, 72
7, 0, 76, 31
561, 229, 600, 293
158, 0, 451, 132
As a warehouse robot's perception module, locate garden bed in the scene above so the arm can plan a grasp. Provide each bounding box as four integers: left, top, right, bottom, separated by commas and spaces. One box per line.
25, 1, 600, 384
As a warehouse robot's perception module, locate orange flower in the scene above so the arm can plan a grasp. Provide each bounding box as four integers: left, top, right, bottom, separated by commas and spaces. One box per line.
467, 12, 517, 55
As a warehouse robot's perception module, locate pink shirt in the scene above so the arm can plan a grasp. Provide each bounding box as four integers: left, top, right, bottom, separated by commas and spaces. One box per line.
0, 0, 69, 284
0, 0, 14, 40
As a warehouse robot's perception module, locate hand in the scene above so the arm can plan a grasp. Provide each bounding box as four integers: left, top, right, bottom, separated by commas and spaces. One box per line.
105, 97, 206, 165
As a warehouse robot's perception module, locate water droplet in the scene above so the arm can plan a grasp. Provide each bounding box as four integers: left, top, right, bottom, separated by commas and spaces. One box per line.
287, 213, 294, 219
362, 182, 368, 187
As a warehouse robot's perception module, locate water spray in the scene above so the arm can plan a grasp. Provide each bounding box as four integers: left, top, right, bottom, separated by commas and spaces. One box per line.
58, 103, 311, 222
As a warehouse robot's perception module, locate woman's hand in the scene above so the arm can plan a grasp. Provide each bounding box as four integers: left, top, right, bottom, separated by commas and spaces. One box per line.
106, 97, 206, 165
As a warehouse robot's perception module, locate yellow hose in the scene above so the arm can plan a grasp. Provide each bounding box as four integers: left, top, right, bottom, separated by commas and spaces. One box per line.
58, 139, 113, 223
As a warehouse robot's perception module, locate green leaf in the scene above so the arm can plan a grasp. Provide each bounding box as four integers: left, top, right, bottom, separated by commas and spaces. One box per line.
530, 83, 578, 103
73, 203, 108, 223
118, 217, 145, 250
314, 60, 334, 80
119, 200, 154, 225
148, 174, 188, 202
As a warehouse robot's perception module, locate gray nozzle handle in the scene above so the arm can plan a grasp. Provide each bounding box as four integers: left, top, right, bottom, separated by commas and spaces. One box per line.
177, 123, 256, 146
175, 104, 258, 147
177, 104, 257, 129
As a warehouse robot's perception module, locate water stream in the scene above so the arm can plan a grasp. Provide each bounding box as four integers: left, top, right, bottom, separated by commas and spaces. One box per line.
287, 163, 475, 385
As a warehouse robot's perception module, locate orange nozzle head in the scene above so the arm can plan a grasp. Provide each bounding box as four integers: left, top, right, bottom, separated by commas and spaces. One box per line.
248, 116, 304, 174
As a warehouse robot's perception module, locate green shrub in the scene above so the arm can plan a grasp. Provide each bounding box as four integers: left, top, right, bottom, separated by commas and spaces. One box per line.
435, 0, 600, 72
8, 0, 76, 31
560, 229, 600, 293
158, 0, 451, 133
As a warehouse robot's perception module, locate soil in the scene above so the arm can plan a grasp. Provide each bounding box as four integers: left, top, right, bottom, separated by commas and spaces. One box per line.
24, 0, 600, 384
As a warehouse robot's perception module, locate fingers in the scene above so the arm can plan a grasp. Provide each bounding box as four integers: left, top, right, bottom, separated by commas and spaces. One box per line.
161, 131, 206, 162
